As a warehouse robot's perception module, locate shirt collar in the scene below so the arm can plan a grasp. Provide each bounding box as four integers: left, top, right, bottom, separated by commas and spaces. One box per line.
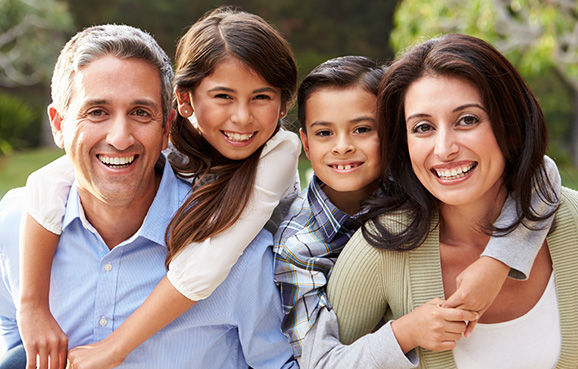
62, 153, 186, 248
306, 175, 356, 242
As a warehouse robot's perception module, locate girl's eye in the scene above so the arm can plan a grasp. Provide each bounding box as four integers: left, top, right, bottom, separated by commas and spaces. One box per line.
411, 122, 434, 134
458, 114, 479, 127
215, 94, 232, 100
354, 126, 372, 134
315, 130, 332, 137
254, 94, 272, 100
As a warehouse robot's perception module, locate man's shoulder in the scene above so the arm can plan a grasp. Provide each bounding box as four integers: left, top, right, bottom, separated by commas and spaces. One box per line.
0, 188, 25, 225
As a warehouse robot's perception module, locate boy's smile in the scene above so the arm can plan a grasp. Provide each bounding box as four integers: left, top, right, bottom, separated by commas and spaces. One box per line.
301, 86, 381, 214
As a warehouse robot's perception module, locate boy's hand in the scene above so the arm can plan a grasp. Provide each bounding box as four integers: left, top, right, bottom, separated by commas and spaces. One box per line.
18, 304, 68, 369
443, 256, 509, 336
392, 298, 479, 353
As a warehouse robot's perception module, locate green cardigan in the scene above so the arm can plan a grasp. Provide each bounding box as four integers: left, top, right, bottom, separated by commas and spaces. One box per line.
328, 187, 578, 368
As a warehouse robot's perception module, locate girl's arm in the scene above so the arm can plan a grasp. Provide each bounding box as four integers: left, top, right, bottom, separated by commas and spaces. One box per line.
66, 129, 302, 368
445, 155, 561, 333
19, 155, 74, 369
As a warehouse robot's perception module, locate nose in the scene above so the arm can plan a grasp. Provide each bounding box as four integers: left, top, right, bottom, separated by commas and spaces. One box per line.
332, 134, 355, 155
433, 127, 459, 160
106, 116, 135, 151
230, 102, 252, 126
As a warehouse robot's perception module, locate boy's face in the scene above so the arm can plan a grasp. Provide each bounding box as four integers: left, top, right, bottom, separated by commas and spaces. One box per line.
301, 86, 381, 202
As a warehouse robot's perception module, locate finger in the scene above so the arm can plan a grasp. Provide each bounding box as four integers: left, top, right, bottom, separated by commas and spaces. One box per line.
60, 345, 68, 369
50, 347, 59, 369
464, 318, 478, 337
445, 308, 479, 323
37, 350, 49, 369
25, 346, 37, 369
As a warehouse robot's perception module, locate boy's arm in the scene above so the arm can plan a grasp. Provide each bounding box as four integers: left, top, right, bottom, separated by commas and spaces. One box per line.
19, 156, 74, 369
445, 156, 561, 333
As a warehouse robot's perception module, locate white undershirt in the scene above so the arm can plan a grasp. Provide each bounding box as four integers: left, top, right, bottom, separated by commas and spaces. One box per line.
453, 272, 560, 369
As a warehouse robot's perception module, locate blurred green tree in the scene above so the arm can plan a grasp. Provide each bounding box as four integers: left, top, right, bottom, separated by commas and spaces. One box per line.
0, 0, 73, 87
391, 0, 578, 165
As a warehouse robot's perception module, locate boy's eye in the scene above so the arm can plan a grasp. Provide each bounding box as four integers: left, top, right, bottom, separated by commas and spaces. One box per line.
315, 130, 332, 137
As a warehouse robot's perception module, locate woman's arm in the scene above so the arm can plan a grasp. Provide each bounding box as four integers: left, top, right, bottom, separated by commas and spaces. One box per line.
19, 155, 73, 369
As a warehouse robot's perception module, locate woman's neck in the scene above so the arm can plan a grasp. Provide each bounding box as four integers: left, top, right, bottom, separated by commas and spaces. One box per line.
438, 188, 508, 250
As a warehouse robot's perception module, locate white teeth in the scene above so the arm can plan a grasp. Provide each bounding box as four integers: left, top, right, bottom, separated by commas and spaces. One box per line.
98, 155, 135, 167
435, 163, 475, 179
224, 131, 254, 142
336, 164, 353, 170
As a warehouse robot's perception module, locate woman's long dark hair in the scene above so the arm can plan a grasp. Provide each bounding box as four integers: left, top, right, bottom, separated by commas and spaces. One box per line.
361, 34, 557, 251
165, 6, 297, 268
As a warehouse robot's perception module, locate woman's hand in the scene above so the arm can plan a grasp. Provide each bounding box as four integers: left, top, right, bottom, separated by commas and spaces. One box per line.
66, 339, 125, 369
391, 298, 478, 353
444, 256, 509, 336
18, 304, 68, 369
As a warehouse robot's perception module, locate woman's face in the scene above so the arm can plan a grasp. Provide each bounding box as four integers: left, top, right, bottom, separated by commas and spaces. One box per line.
180, 57, 284, 160
404, 74, 506, 208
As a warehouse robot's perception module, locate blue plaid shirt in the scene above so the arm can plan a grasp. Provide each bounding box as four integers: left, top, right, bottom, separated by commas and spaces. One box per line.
273, 175, 360, 357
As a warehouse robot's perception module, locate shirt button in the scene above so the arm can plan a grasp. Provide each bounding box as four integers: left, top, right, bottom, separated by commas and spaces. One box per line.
104, 263, 113, 272
99, 317, 108, 327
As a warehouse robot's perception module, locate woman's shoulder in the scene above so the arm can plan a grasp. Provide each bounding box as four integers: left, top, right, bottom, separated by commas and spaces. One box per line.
560, 186, 578, 210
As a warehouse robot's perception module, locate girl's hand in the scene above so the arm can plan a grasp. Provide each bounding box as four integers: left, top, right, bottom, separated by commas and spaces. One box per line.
66, 340, 125, 369
391, 298, 478, 353
18, 305, 68, 369
444, 256, 509, 336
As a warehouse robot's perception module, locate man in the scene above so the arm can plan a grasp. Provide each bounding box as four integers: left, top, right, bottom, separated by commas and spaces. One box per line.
0, 25, 295, 369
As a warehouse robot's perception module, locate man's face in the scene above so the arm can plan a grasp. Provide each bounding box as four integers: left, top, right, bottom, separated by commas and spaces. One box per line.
50, 55, 172, 208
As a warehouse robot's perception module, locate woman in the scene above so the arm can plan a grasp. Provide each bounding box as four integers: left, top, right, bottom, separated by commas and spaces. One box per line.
326, 34, 578, 368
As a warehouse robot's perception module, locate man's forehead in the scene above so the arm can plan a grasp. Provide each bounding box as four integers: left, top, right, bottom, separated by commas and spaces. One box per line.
70, 55, 162, 108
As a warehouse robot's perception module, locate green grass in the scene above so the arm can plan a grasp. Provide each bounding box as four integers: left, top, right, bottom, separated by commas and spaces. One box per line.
0, 147, 65, 199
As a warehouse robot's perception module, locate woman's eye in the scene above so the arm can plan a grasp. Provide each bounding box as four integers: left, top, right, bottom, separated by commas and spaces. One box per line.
215, 94, 232, 100
411, 122, 433, 134
459, 115, 479, 126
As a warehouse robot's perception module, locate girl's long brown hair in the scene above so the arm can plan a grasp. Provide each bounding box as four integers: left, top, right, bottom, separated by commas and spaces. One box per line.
165, 6, 297, 268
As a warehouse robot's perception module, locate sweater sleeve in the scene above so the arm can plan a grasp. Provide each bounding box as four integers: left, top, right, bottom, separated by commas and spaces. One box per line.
167, 129, 301, 300
24, 155, 74, 235
482, 155, 561, 280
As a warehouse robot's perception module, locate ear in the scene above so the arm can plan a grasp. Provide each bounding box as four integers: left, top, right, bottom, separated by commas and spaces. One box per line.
300, 128, 311, 160
161, 109, 176, 151
48, 105, 65, 148
175, 87, 193, 118
279, 104, 288, 119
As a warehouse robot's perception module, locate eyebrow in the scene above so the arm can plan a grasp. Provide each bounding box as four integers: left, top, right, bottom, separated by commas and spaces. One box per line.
309, 116, 376, 128
406, 103, 486, 121
207, 86, 278, 94
81, 99, 160, 109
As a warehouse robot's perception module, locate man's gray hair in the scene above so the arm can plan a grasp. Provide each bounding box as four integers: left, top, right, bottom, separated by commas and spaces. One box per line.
51, 24, 174, 125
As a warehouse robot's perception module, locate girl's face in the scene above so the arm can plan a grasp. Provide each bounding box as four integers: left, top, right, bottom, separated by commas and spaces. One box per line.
404, 75, 506, 208
178, 57, 284, 160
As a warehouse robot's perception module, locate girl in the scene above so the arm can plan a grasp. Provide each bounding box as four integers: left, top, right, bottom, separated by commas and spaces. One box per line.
18, 7, 300, 369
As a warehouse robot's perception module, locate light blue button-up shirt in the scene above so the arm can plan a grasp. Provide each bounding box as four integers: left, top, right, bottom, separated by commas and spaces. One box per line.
0, 155, 297, 368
